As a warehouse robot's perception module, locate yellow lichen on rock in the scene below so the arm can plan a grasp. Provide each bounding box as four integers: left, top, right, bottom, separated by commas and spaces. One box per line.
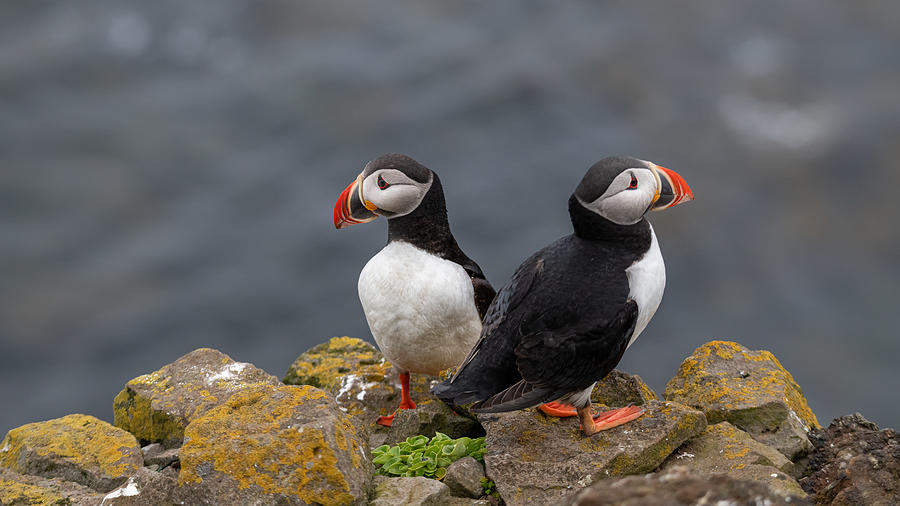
113, 387, 187, 446
0, 414, 142, 493
591, 369, 659, 407
284, 337, 387, 390
665, 341, 818, 459
178, 384, 371, 505
113, 348, 280, 447
285, 336, 444, 425
665, 340, 819, 430
659, 421, 804, 497
0, 479, 67, 505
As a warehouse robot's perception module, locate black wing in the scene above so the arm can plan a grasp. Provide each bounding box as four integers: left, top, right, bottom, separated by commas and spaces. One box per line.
454, 253, 542, 378
474, 300, 638, 412
431, 251, 544, 405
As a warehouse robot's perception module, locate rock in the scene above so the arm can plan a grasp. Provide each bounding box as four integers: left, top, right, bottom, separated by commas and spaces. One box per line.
478, 400, 706, 506
383, 400, 483, 446
556, 466, 811, 506
113, 348, 280, 448
144, 447, 179, 470
176, 384, 372, 505
800, 413, 899, 505
590, 369, 658, 407
444, 499, 491, 506
141, 443, 164, 460
659, 422, 805, 497
369, 476, 451, 506
140, 443, 178, 469
283, 336, 443, 426
0, 413, 143, 493
444, 456, 486, 498
664, 340, 819, 459
99, 466, 179, 505
0, 467, 103, 505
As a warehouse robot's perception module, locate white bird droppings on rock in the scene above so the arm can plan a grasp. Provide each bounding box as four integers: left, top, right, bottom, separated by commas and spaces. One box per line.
101, 477, 140, 504
206, 362, 247, 384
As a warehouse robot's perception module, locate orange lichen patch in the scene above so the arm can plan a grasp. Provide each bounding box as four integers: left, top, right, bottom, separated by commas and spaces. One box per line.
664, 341, 819, 430
0, 414, 141, 479
179, 385, 362, 504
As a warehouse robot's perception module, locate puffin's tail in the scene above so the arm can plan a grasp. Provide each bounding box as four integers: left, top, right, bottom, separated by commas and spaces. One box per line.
468, 379, 557, 414
430, 377, 485, 407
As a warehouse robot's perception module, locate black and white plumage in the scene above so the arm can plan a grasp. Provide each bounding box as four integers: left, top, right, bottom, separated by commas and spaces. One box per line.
334, 154, 495, 425
432, 156, 693, 434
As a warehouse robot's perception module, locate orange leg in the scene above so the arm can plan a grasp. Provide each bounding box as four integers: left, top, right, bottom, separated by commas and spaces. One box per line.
376, 372, 417, 427
578, 404, 644, 435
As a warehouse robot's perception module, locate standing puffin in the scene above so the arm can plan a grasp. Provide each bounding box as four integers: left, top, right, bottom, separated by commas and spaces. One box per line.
432, 156, 693, 435
334, 154, 496, 426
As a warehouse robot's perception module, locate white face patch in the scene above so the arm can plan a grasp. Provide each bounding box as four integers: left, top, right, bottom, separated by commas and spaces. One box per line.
360, 169, 432, 217
579, 168, 658, 225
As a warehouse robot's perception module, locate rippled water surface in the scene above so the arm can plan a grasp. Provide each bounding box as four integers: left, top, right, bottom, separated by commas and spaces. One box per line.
2, 1, 899, 433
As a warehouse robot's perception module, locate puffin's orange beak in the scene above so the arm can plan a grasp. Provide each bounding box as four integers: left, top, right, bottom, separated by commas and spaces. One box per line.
334, 174, 377, 229
650, 164, 694, 210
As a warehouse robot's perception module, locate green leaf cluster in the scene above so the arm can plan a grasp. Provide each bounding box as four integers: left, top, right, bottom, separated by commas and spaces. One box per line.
480, 477, 496, 496
371, 432, 485, 480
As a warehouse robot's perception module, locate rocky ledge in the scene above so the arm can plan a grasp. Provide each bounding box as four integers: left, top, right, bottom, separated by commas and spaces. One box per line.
1, 338, 896, 505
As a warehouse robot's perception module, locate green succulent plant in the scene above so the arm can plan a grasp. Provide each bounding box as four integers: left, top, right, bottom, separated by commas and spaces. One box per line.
371, 432, 485, 480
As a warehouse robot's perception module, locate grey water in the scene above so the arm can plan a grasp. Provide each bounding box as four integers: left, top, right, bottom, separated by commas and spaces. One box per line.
2, 1, 899, 435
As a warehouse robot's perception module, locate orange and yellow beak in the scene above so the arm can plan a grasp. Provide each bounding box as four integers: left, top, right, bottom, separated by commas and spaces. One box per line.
650, 164, 694, 211
334, 174, 378, 229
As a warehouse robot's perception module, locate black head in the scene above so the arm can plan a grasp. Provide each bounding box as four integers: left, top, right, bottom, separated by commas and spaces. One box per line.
334, 154, 439, 228
573, 156, 693, 227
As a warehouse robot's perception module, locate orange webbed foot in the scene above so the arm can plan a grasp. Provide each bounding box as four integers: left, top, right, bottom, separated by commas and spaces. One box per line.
538, 401, 578, 417
580, 404, 644, 435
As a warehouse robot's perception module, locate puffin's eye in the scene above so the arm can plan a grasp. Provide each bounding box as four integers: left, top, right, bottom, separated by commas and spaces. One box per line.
377, 175, 390, 190
627, 174, 638, 189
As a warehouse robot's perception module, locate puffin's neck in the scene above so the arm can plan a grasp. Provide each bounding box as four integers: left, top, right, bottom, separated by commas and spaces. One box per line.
387, 175, 461, 257
567, 194, 651, 242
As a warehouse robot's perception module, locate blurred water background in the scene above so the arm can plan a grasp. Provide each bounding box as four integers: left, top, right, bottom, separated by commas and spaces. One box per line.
2, 1, 899, 435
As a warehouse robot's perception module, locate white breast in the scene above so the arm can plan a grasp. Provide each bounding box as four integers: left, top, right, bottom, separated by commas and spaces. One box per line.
625, 224, 666, 348
357, 241, 483, 375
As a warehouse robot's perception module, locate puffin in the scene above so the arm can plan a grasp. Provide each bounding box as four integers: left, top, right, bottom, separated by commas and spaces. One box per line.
334, 153, 496, 426
432, 156, 693, 435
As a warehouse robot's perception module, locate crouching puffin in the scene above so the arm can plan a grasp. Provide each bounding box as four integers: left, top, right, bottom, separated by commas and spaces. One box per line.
432, 156, 693, 435
334, 154, 496, 426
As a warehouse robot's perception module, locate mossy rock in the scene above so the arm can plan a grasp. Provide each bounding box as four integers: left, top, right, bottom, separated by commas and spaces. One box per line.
113, 348, 279, 448
0, 414, 143, 493
284, 336, 443, 425
477, 400, 707, 506
664, 340, 820, 459
176, 384, 372, 505
591, 369, 659, 407
660, 422, 806, 498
